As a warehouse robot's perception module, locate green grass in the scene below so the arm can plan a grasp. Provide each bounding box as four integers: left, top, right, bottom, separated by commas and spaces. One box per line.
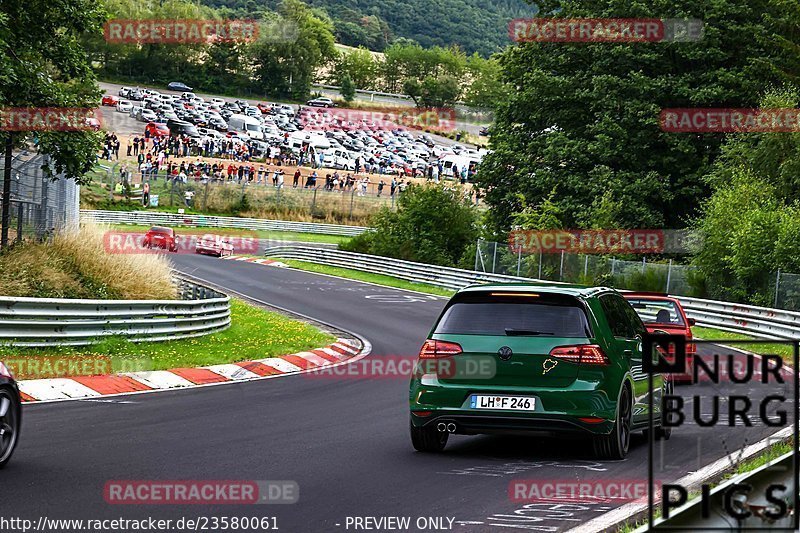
274, 258, 456, 297
4, 299, 335, 378
105, 223, 348, 245
693, 326, 796, 363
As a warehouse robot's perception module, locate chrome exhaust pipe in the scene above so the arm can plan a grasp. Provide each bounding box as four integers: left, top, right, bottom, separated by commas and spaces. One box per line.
437, 422, 447, 432
447, 422, 457, 433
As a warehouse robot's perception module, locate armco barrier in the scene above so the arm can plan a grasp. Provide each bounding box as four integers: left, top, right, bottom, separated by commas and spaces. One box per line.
80, 210, 367, 237
0, 278, 230, 347
262, 245, 800, 339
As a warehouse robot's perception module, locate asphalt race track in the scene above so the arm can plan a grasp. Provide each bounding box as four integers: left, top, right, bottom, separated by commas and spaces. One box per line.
2, 255, 794, 532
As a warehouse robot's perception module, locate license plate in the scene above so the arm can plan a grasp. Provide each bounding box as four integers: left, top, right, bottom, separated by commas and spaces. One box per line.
469, 395, 536, 411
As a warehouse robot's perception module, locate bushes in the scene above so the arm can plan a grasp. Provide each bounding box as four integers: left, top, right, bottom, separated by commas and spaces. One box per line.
339, 184, 478, 267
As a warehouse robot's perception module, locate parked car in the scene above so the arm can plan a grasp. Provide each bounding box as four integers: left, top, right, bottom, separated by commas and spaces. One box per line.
118, 86, 133, 98
167, 119, 200, 138
143, 226, 178, 252
116, 100, 133, 113
195, 235, 234, 257
101, 94, 119, 106
0, 360, 21, 469
307, 97, 335, 108
85, 116, 101, 131
167, 81, 193, 92
144, 122, 169, 138
623, 292, 696, 383
409, 284, 671, 458
139, 109, 158, 123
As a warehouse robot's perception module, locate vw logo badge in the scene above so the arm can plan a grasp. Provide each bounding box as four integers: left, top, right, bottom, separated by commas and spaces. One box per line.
497, 346, 513, 361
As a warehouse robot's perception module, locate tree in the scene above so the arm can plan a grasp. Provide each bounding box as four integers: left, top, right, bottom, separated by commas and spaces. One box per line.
463, 53, 508, 109
331, 46, 379, 90
0, 0, 106, 246
252, 0, 336, 99
475, 0, 800, 235
404, 75, 461, 107
341, 184, 478, 266
340, 73, 356, 102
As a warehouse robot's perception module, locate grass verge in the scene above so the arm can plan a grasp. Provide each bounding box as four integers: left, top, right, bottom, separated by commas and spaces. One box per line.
693, 326, 796, 363
4, 299, 336, 378
273, 258, 455, 297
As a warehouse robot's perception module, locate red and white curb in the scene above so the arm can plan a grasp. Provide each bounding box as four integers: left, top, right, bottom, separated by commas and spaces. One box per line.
17, 338, 363, 403
221, 255, 287, 268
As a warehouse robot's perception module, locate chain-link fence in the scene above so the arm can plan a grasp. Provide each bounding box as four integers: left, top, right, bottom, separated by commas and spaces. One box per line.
475, 239, 800, 310
0, 151, 79, 244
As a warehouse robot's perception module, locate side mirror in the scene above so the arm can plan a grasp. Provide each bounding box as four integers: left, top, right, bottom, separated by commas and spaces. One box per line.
688, 318, 696, 327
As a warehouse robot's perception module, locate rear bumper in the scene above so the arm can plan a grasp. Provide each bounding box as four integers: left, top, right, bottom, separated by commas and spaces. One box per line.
410, 411, 614, 436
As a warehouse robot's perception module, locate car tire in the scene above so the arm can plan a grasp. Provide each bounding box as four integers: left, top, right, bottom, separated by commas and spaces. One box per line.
410, 418, 448, 453
593, 385, 632, 460
0, 386, 21, 469
656, 378, 673, 440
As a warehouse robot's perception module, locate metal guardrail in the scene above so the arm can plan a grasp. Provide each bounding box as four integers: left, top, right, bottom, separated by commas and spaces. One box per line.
262, 245, 800, 339
0, 278, 230, 347
80, 210, 367, 237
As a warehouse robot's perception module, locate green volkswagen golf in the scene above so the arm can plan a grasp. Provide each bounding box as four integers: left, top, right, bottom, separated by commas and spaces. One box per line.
409, 284, 671, 459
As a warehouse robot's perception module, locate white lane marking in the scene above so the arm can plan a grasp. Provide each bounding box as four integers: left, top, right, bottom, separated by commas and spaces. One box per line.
201, 364, 260, 381
123, 371, 195, 389
18, 379, 102, 401
256, 358, 302, 373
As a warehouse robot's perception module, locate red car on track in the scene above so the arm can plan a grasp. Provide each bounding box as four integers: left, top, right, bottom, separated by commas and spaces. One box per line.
143, 226, 178, 252
101, 95, 119, 106
144, 122, 169, 138
623, 292, 696, 382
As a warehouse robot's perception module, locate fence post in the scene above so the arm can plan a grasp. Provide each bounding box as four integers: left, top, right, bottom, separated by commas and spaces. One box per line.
517, 246, 522, 276
15, 202, 22, 242
666, 259, 673, 293
611, 258, 616, 276
583, 255, 588, 278
538, 251, 543, 279
311, 188, 317, 212
349, 189, 355, 220
559, 250, 565, 281
775, 269, 782, 308
474, 239, 480, 271
642, 257, 646, 274
491, 241, 497, 273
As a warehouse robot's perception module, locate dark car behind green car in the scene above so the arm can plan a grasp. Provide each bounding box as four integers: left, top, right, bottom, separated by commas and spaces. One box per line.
409, 284, 671, 459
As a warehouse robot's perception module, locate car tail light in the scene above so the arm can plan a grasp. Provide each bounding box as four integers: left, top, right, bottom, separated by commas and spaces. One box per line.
549, 344, 609, 365
0, 361, 13, 379
418, 339, 462, 359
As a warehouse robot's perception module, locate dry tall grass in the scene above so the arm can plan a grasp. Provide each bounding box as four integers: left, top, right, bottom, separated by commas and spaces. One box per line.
0, 224, 176, 300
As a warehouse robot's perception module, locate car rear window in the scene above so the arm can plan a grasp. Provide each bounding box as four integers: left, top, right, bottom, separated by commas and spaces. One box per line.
434, 292, 591, 337
150, 226, 173, 235
625, 298, 685, 326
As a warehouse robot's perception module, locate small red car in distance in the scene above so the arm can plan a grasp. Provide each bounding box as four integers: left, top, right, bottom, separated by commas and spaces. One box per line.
143, 226, 178, 252
195, 234, 234, 257
144, 122, 169, 138
623, 292, 696, 382
101, 95, 119, 106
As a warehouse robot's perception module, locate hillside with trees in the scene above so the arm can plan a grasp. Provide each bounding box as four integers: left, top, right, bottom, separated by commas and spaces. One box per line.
202, 0, 538, 55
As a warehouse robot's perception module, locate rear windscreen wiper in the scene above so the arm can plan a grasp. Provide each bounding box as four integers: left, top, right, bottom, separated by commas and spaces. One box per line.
504, 328, 553, 336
